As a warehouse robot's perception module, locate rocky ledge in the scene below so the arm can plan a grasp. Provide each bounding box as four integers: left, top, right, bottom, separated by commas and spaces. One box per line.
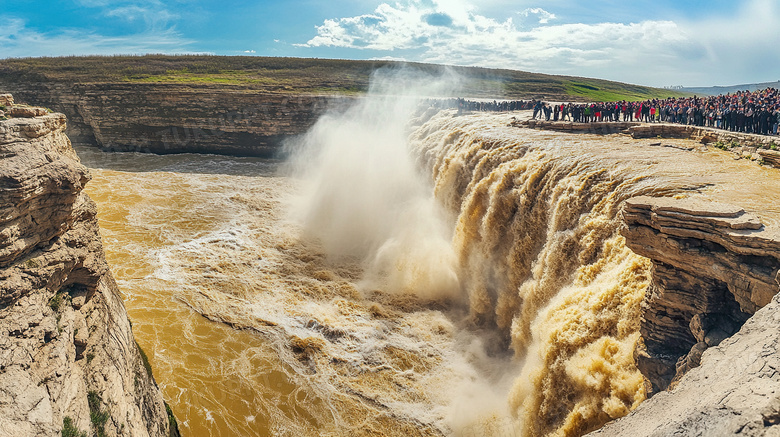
585, 196, 780, 436
620, 196, 780, 394
0, 98, 175, 436
518, 119, 780, 168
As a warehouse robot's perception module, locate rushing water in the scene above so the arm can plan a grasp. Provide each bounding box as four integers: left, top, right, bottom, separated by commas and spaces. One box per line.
78, 94, 780, 437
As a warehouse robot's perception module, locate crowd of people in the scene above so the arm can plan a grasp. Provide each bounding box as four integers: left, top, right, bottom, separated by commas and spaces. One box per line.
443, 88, 780, 137
434, 98, 534, 112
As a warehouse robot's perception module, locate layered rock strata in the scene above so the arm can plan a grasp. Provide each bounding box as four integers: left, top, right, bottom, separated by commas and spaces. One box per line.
0, 82, 351, 157
759, 149, 780, 168
628, 124, 780, 149
621, 196, 780, 394
0, 100, 174, 436
519, 119, 641, 134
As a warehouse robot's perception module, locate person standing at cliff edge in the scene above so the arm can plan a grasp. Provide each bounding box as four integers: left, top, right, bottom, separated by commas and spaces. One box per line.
533, 100, 543, 119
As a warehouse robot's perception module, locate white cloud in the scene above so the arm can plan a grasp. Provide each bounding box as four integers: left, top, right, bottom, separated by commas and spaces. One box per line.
370, 55, 409, 62
0, 0, 199, 58
298, 0, 780, 87
298, 1, 690, 83
75, 0, 183, 33
0, 16, 195, 58
521, 8, 556, 24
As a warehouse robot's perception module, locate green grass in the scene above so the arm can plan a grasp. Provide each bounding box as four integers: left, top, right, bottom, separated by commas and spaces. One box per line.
0, 54, 686, 102
87, 391, 109, 437
62, 417, 87, 437
165, 401, 181, 437
564, 81, 685, 102
48, 293, 64, 313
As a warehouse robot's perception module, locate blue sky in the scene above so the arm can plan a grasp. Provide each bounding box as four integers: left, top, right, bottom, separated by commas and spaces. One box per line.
1, 0, 779, 87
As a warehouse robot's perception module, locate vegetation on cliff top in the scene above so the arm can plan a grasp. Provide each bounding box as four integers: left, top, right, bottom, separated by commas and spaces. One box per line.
0, 55, 686, 101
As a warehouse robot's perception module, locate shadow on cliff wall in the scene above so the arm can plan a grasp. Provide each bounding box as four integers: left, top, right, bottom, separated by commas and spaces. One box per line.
73, 142, 284, 177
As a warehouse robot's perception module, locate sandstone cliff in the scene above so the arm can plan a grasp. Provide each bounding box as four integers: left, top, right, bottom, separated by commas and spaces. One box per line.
584, 196, 780, 436
0, 100, 175, 436
0, 82, 351, 157
621, 196, 780, 394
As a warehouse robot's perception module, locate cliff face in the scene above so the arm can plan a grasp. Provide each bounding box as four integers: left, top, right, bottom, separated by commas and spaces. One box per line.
0, 102, 173, 436
621, 196, 780, 394
582, 195, 780, 436
0, 82, 351, 157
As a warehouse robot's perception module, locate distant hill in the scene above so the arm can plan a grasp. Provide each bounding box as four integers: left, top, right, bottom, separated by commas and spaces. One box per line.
0, 55, 684, 102
681, 80, 780, 96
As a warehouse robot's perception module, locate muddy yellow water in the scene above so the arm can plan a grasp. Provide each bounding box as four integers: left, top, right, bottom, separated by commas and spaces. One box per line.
78, 107, 780, 437
82, 158, 306, 436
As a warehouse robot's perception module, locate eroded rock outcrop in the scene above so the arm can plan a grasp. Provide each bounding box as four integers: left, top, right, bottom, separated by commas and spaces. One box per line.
0, 100, 174, 436
759, 149, 780, 168
628, 124, 780, 149
621, 196, 780, 394
519, 120, 780, 168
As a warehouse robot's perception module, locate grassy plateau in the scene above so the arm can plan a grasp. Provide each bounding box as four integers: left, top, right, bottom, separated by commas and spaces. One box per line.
0, 55, 686, 101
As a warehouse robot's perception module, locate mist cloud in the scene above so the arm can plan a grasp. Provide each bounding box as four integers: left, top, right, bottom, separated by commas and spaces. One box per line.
287, 67, 463, 300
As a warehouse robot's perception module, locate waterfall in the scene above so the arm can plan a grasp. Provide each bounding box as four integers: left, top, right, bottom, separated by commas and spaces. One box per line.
87, 70, 708, 436
407, 109, 687, 436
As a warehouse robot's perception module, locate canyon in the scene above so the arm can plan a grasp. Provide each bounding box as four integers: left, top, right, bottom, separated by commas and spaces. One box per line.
0, 55, 680, 158
1, 84, 779, 437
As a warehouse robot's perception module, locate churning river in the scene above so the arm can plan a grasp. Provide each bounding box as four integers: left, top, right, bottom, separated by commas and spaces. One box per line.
77, 86, 780, 437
